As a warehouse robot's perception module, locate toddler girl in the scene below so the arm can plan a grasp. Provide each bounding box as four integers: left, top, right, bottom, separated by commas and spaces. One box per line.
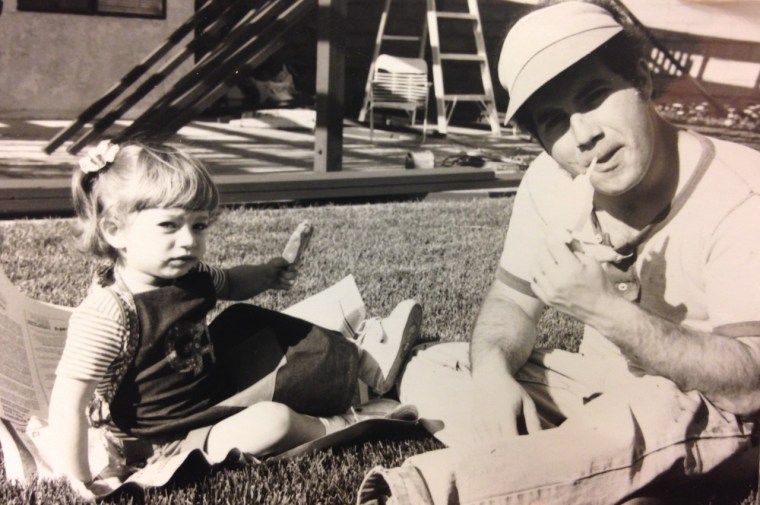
48, 141, 422, 498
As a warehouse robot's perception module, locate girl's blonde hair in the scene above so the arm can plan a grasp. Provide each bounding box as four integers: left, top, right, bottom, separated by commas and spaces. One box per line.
72, 141, 220, 260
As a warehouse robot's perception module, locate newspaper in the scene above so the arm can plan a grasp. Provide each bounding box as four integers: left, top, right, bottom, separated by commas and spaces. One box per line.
0, 267, 419, 494
0, 265, 73, 481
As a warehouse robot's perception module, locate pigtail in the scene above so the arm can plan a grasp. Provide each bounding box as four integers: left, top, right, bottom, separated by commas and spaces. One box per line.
71, 141, 122, 260
71, 168, 103, 256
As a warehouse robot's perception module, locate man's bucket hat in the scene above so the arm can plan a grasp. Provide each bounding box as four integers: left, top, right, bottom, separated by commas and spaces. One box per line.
499, 1, 623, 125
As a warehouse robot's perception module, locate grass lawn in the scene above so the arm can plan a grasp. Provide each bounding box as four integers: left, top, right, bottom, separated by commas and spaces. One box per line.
0, 197, 755, 504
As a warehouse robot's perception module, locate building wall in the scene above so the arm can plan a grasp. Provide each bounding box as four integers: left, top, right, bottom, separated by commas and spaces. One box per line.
0, 0, 194, 118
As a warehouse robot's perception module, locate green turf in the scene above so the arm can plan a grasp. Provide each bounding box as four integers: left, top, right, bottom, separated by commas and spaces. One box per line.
0, 197, 754, 504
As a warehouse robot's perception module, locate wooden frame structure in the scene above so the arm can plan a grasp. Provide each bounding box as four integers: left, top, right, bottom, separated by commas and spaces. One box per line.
16, 0, 517, 216
44, 0, 348, 174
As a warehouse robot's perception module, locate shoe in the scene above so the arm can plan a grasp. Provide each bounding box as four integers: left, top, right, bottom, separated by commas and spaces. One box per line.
355, 300, 422, 395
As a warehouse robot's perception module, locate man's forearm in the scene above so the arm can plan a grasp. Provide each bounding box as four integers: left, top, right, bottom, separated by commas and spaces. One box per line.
470, 283, 539, 377
592, 297, 760, 415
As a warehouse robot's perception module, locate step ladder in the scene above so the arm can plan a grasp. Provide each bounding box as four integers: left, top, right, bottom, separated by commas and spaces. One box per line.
358, 0, 500, 137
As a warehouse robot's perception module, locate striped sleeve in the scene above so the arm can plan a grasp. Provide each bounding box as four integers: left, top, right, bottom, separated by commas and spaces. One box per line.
197, 262, 230, 297
56, 289, 126, 381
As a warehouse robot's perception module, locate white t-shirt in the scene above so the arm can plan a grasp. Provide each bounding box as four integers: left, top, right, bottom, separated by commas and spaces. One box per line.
497, 131, 760, 360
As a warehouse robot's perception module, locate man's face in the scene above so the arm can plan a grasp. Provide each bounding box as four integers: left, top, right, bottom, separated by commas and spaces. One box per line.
526, 55, 654, 196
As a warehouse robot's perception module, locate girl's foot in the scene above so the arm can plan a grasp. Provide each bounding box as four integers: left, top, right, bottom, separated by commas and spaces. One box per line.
355, 301, 423, 395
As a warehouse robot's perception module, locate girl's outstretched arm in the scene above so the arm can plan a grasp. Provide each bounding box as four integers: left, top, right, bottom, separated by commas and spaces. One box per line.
222, 258, 298, 300
48, 375, 98, 486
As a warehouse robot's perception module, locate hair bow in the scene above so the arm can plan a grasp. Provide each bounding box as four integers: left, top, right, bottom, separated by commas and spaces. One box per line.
79, 140, 120, 174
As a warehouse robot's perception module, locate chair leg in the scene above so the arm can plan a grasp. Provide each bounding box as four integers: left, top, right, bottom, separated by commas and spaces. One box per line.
422, 104, 428, 144
422, 91, 429, 144
369, 106, 374, 141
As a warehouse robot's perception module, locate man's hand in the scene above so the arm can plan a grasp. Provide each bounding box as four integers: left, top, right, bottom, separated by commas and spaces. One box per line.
530, 228, 618, 324
470, 364, 541, 444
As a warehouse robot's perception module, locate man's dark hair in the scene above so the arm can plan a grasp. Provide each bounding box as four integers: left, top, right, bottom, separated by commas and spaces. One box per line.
509, 0, 651, 138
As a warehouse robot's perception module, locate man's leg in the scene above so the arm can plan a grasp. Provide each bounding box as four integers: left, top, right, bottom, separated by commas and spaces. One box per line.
397, 342, 594, 447
364, 343, 756, 505
447, 373, 755, 504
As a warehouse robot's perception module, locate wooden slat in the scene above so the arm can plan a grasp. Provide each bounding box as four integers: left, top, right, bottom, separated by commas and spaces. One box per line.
115, 0, 313, 143
46, 0, 236, 154
436, 12, 477, 20
154, 0, 315, 141
67, 0, 252, 154
111, 0, 289, 142
443, 93, 488, 101
439, 53, 484, 62
382, 35, 422, 42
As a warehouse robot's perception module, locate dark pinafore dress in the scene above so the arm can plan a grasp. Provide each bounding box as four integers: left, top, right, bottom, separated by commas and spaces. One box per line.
90, 266, 359, 471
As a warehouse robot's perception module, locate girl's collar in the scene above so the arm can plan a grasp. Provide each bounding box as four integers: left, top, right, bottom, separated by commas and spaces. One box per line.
96, 262, 176, 295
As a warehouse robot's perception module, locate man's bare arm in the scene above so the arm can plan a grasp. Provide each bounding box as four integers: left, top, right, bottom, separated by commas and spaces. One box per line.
592, 298, 760, 416
467, 281, 545, 439
533, 232, 760, 416
470, 281, 543, 376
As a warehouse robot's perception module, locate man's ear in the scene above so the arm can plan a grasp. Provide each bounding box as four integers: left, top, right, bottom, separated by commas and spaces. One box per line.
635, 58, 654, 100
101, 218, 126, 251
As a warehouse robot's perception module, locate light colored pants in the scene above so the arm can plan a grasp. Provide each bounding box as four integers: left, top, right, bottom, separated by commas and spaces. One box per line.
357, 342, 757, 505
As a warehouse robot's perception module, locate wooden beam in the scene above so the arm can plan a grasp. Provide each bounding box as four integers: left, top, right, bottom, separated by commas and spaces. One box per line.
0, 168, 522, 216
314, 0, 347, 172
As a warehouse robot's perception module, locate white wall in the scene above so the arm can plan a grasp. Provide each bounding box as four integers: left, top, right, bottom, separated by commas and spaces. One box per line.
625, 0, 760, 44
0, 0, 195, 118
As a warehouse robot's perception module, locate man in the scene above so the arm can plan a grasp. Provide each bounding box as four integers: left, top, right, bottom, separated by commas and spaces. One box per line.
357, 1, 760, 504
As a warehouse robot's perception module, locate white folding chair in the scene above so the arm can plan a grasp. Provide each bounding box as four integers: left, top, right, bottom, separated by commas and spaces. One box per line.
368, 54, 431, 142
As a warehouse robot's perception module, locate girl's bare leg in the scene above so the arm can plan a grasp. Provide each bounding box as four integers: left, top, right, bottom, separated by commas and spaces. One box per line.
205, 401, 325, 459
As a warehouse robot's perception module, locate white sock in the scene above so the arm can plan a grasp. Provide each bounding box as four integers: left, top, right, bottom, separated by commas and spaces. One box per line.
356, 347, 384, 393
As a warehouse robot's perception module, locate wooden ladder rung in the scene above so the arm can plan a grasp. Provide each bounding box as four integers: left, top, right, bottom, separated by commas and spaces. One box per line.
436, 12, 477, 21
440, 53, 485, 62
443, 94, 489, 101
382, 35, 422, 42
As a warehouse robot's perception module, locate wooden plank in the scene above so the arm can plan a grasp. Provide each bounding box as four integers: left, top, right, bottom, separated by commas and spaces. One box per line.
0, 168, 522, 216
314, 0, 347, 173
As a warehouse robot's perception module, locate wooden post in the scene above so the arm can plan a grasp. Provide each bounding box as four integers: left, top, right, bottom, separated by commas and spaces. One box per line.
314, 0, 346, 173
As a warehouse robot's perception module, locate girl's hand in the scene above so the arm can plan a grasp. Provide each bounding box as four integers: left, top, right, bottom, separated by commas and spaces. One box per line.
89, 476, 121, 497
266, 257, 298, 291
68, 474, 121, 500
